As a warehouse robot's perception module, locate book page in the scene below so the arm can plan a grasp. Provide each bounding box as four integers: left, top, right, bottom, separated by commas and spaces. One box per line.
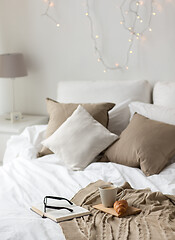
32, 199, 90, 222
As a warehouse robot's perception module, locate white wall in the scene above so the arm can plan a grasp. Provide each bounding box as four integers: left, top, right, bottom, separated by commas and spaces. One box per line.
0, 0, 174, 115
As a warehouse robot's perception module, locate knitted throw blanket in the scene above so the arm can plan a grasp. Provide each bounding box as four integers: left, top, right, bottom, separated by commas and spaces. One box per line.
59, 180, 175, 240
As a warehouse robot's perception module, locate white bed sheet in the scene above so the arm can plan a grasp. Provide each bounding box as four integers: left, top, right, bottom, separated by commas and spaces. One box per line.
1, 125, 175, 240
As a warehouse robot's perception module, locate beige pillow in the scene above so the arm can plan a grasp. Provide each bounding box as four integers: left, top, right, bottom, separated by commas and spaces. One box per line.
104, 113, 175, 176
38, 98, 115, 157
42, 105, 118, 170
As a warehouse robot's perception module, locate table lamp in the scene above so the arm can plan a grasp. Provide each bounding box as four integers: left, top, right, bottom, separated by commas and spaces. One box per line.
0, 53, 28, 122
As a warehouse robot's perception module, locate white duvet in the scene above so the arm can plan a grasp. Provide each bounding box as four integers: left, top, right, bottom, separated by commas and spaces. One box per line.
1, 125, 175, 240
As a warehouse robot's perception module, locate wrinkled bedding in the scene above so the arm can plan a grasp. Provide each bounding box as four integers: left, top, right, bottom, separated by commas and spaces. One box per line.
0, 125, 175, 240
60, 180, 175, 240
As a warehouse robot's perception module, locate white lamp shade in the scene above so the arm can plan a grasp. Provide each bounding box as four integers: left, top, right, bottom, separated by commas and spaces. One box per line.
0, 53, 27, 78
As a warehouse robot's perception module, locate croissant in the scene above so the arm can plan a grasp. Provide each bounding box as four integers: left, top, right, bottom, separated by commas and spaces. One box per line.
113, 200, 128, 216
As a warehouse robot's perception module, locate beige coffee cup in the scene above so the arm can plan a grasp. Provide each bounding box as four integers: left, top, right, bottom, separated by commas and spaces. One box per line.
99, 184, 117, 208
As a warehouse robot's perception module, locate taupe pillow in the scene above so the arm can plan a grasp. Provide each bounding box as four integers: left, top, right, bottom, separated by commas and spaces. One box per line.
38, 98, 115, 157
104, 113, 175, 176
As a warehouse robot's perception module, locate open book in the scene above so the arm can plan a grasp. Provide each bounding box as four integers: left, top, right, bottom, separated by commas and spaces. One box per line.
31, 198, 90, 223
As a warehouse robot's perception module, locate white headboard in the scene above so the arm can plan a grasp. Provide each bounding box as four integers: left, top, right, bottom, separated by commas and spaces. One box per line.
57, 80, 152, 104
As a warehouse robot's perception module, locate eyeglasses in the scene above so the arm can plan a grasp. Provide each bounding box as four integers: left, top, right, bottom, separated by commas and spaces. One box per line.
43, 196, 73, 214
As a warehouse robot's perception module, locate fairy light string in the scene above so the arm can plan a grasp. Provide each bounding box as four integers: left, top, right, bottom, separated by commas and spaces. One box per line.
85, 0, 155, 71
42, 0, 60, 28
120, 0, 141, 69
42, 0, 158, 72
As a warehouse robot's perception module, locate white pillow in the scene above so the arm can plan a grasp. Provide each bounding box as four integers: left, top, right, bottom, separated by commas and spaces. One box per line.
129, 101, 175, 125
153, 81, 175, 108
57, 80, 152, 104
42, 105, 118, 170
108, 99, 131, 135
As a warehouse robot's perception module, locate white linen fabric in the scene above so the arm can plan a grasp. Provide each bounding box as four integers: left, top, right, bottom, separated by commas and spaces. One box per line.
129, 101, 175, 125
1, 136, 175, 240
1, 125, 175, 240
57, 80, 152, 104
3, 125, 47, 164
153, 81, 175, 108
42, 105, 118, 170
108, 99, 131, 135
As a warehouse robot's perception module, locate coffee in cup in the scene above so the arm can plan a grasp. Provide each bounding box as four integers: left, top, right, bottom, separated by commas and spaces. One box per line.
99, 184, 117, 208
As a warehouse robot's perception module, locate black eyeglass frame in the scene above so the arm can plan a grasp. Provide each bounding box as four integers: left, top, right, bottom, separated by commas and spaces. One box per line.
43, 196, 73, 214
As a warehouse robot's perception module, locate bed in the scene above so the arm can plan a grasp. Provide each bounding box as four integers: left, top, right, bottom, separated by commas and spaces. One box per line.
0, 80, 175, 240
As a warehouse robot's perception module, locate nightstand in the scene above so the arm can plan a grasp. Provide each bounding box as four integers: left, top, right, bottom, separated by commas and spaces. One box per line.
0, 115, 48, 164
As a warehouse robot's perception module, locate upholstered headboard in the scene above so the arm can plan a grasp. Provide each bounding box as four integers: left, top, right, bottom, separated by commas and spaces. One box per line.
57, 80, 152, 104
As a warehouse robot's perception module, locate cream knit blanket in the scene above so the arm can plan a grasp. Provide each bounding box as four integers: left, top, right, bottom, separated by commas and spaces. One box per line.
59, 180, 175, 240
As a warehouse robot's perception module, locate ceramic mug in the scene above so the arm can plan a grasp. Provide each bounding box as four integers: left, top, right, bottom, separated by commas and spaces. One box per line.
99, 184, 117, 208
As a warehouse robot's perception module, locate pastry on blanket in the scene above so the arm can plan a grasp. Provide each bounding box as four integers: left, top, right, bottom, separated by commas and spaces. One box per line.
113, 200, 128, 216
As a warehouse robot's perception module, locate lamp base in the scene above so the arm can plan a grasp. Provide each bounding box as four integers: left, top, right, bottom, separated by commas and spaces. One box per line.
6, 112, 23, 123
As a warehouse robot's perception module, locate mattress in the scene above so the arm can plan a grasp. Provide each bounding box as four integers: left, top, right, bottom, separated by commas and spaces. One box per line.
1, 125, 175, 240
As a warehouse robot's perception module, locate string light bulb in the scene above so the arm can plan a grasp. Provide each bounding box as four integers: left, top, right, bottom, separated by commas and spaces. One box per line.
115, 63, 119, 67
130, 50, 133, 54
103, 69, 106, 73
141, 36, 146, 41
85, 12, 89, 16
120, 21, 123, 24
139, 1, 144, 5
95, 35, 99, 39
152, 12, 156, 15
49, 1, 54, 7
149, 28, 152, 31
128, 39, 132, 42
56, 23, 60, 27
97, 58, 100, 62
